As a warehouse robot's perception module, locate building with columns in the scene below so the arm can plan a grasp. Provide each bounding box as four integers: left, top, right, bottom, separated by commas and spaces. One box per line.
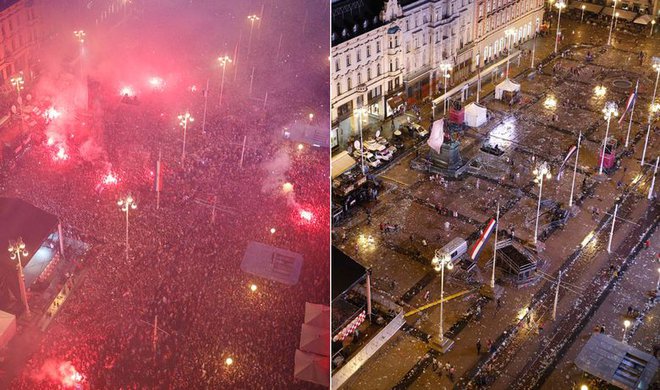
471, 0, 544, 72
331, 0, 475, 150
0, 0, 42, 90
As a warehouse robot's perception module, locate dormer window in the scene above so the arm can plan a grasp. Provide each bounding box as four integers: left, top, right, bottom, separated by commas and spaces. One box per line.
342, 28, 348, 37
353, 24, 358, 33
331, 32, 336, 41
363, 20, 368, 28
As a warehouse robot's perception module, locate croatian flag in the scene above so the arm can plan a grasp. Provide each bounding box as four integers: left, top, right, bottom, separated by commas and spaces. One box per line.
557, 145, 577, 181
154, 154, 163, 192
618, 80, 638, 125
469, 218, 497, 260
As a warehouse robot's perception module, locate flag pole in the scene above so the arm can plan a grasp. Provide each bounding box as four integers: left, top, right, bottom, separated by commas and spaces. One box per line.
624, 80, 638, 147
491, 202, 499, 289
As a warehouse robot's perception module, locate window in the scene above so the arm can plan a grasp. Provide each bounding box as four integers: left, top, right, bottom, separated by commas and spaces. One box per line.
356, 49, 361, 62
367, 68, 372, 80
394, 35, 398, 47
395, 58, 399, 70
366, 45, 371, 57
346, 54, 351, 67
335, 60, 340, 72
347, 77, 352, 89
406, 20, 410, 30
376, 41, 381, 52
479, 5, 484, 17
389, 60, 393, 72
487, 0, 491, 12
377, 63, 381, 75
357, 72, 361, 84
336, 82, 341, 95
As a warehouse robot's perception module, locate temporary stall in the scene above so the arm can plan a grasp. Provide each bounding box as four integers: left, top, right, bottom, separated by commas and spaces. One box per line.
464, 103, 488, 128
633, 15, 653, 25
304, 302, 330, 328
494, 78, 521, 100
294, 349, 330, 387
300, 323, 330, 356
331, 151, 357, 179
0, 310, 16, 349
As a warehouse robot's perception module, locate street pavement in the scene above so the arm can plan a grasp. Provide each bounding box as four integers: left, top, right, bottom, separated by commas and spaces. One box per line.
334, 15, 659, 390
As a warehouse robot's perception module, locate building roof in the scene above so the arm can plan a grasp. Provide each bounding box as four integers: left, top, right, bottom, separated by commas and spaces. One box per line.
332, 0, 386, 46
331, 246, 366, 300
575, 333, 658, 390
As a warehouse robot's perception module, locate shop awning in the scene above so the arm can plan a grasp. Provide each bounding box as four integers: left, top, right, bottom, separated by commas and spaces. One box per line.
387, 95, 404, 109
331, 151, 357, 179
602, 7, 637, 20
571, 2, 603, 13
633, 14, 653, 24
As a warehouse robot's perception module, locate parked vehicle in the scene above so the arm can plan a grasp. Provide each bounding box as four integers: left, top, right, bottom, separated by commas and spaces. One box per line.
411, 123, 429, 138
364, 139, 386, 152
375, 147, 394, 162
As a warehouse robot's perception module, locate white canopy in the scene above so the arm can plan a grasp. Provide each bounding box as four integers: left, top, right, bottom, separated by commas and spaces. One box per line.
0, 310, 16, 349
331, 151, 356, 179
294, 349, 330, 387
304, 302, 330, 328
300, 323, 330, 356
464, 103, 488, 128
495, 78, 521, 100
633, 15, 653, 25
427, 119, 445, 153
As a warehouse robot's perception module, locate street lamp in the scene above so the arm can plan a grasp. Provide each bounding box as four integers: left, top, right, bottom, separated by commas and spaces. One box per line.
614, 12, 620, 30
178, 112, 194, 164
439, 63, 452, 115
581, 5, 586, 22
580, 385, 589, 390
651, 20, 656, 37
651, 58, 660, 109
247, 14, 260, 55
505, 28, 515, 76
599, 101, 619, 175
354, 107, 367, 174
218, 55, 232, 106
533, 161, 552, 245
594, 85, 607, 98
608, 0, 618, 46
8, 238, 30, 315
554, 0, 567, 54
432, 250, 454, 346
622, 319, 630, 342
117, 195, 137, 261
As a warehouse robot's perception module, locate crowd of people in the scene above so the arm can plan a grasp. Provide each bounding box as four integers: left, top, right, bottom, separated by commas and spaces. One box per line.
3, 1, 329, 388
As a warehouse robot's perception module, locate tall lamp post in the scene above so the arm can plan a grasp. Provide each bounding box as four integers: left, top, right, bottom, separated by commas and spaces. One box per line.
8, 238, 30, 315
614, 12, 620, 30
608, 0, 618, 45
218, 55, 232, 106
554, 0, 566, 54
505, 28, 515, 76
580, 5, 586, 22
599, 101, 619, 175
354, 107, 367, 174
432, 250, 454, 348
117, 195, 137, 262
533, 161, 552, 245
439, 63, 452, 115
568, 132, 582, 207
178, 112, 194, 164
651, 59, 660, 108
247, 14, 260, 55
651, 20, 656, 37
622, 319, 630, 342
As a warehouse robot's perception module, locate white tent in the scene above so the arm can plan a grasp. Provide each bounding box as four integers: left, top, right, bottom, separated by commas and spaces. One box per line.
464, 103, 488, 127
494, 78, 521, 100
633, 15, 653, 25
427, 119, 445, 153
294, 349, 330, 387
300, 323, 330, 356
304, 302, 330, 328
0, 310, 16, 349
331, 151, 356, 179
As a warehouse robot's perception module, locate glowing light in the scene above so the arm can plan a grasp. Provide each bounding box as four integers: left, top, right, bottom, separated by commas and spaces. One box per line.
300, 210, 313, 221
581, 231, 595, 247
103, 172, 118, 185
308, 113, 314, 121
297, 144, 304, 151
149, 77, 164, 89
544, 96, 557, 109
120, 86, 135, 97
46, 137, 55, 146
225, 357, 234, 366
45, 107, 61, 121
517, 306, 530, 320
250, 284, 258, 292
58, 361, 83, 387
282, 182, 293, 193
594, 85, 607, 97
580, 385, 589, 390
54, 146, 69, 161
270, 227, 276, 234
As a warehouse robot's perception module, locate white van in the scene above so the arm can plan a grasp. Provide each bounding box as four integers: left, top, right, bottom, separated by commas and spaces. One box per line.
441, 237, 468, 263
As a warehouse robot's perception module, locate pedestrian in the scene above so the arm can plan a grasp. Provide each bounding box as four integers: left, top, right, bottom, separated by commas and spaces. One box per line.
600, 325, 605, 334
380, 222, 384, 233
496, 298, 502, 309
449, 365, 455, 382
410, 234, 414, 243
487, 338, 493, 353
476, 338, 482, 354
424, 290, 430, 302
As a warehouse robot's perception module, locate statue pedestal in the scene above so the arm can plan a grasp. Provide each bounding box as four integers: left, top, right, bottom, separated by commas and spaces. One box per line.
428, 141, 465, 178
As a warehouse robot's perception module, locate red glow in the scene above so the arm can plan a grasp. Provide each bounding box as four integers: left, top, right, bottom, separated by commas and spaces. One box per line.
58, 361, 83, 387
300, 210, 313, 221
44, 107, 61, 121
149, 77, 164, 89
103, 172, 118, 185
